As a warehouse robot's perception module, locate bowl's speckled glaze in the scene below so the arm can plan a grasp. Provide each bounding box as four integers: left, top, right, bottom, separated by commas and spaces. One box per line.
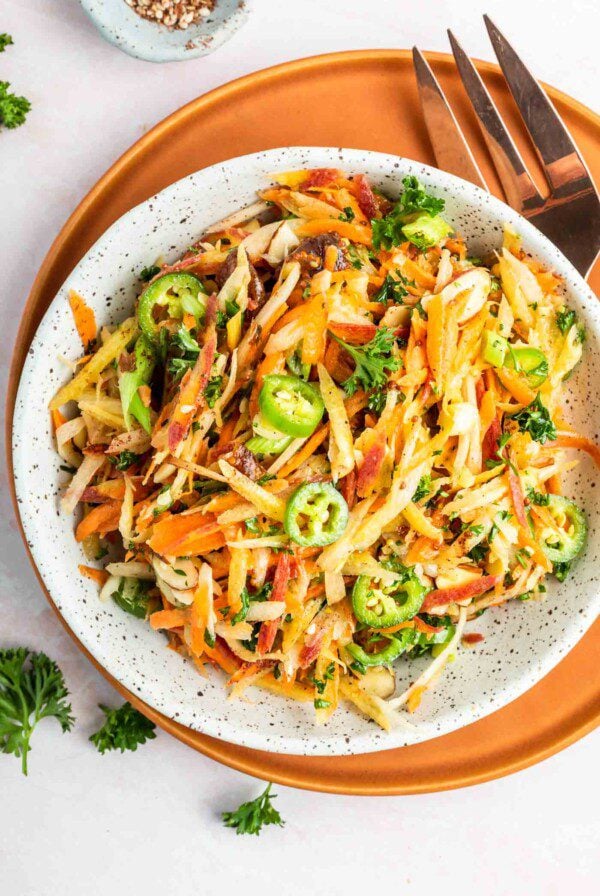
13, 147, 600, 755
80, 0, 250, 63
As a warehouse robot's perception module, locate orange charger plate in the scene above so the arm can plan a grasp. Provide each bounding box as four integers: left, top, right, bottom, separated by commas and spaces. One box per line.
7, 51, 600, 794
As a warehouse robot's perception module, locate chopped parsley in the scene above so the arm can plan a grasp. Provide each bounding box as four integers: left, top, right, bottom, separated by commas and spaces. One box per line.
313, 698, 331, 710
0, 33, 14, 52
111, 450, 140, 471
374, 273, 409, 304
527, 487, 550, 506
555, 306, 577, 335
204, 375, 223, 408
338, 206, 355, 222
231, 582, 273, 626
167, 326, 200, 380
371, 176, 448, 250
510, 394, 557, 444
413, 474, 432, 503
139, 264, 161, 282
331, 327, 401, 395
367, 387, 387, 414
553, 561, 571, 582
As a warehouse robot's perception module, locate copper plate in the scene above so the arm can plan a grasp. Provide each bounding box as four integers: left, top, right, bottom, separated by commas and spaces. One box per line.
7, 50, 600, 794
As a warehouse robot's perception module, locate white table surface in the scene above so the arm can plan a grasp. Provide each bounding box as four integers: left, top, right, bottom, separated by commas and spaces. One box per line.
1, 1, 598, 893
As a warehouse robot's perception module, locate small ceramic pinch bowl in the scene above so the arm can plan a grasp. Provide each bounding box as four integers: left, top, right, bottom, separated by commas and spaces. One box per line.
80, 0, 250, 63
12, 147, 600, 756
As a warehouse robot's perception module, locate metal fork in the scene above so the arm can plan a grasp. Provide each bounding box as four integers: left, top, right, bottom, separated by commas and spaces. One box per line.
412, 16, 600, 278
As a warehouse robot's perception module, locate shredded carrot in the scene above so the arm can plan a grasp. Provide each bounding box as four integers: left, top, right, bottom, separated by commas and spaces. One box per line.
277, 425, 329, 478
78, 564, 109, 586
51, 409, 67, 432
75, 501, 122, 541
68, 289, 97, 349
149, 609, 189, 630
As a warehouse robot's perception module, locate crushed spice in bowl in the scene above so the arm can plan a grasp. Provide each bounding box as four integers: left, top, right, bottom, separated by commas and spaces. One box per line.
124, 0, 215, 30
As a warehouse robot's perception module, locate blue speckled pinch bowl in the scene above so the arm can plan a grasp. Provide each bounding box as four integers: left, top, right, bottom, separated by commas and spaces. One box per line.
12, 147, 600, 756
81, 0, 250, 63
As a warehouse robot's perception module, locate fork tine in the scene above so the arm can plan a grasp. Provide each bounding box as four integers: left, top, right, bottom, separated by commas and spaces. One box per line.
483, 15, 590, 196
412, 47, 488, 191
447, 30, 543, 213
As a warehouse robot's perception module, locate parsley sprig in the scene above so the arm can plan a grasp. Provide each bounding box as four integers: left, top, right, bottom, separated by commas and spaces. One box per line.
89, 702, 156, 754
222, 783, 284, 836
0, 648, 74, 775
371, 176, 446, 250
510, 394, 556, 444
331, 327, 401, 395
373, 272, 410, 304
0, 80, 31, 129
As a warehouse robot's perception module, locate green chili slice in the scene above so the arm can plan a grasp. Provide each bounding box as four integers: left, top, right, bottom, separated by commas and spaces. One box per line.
137, 272, 207, 343
284, 482, 349, 547
259, 374, 325, 438
539, 494, 586, 563
352, 570, 426, 628
346, 630, 413, 670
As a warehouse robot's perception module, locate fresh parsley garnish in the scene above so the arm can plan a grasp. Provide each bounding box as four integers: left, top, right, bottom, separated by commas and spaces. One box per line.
167, 326, 201, 380
413, 474, 432, 503
222, 783, 284, 836
0, 33, 14, 52
338, 206, 355, 222
553, 560, 572, 582
111, 450, 140, 471
89, 702, 156, 754
216, 299, 241, 329
111, 578, 151, 619
231, 582, 273, 626
468, 542, 489, 563
139, 264, 161, 282
510, 394, 557, 444
314, 698, 331, 709
204, 375, 223, 408
0, 648, 74, 775
331, 327, 401, 395
371, 176, 447, 250
367, 387, 387, 414
555, 306, 577, 335
0, 80, 31, 129
527, 487, 550, 506
374, 272, 410, 304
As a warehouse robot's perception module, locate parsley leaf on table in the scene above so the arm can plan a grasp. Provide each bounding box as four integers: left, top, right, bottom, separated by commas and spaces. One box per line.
0, 81, 31, 129
0, 33, 13, 52
222, 783, 284, 836
331, 327, 401, 395
89, 702, 156, 754
0, 648, 74, 775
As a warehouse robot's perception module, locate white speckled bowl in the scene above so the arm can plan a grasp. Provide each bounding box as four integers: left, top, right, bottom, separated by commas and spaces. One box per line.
13, 148, 600, 755
80, 0, 250, 63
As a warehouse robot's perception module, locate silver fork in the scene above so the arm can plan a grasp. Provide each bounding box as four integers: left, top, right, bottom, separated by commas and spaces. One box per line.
412, 16, 600, 278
